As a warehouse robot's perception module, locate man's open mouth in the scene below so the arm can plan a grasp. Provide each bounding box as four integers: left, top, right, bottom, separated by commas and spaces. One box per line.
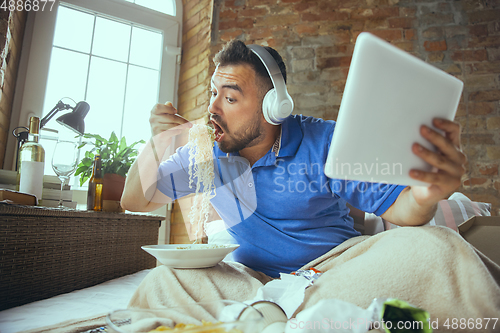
210, 119, 224, 142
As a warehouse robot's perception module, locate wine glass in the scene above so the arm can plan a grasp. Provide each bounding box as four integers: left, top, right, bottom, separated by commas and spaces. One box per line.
51, 140, 79, 208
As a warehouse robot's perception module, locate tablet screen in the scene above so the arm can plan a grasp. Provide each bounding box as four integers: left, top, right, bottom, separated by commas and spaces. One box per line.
324, 32, 463, 186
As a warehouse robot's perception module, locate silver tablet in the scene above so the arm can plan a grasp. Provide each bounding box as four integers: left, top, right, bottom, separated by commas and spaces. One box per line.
324, 32, 463, 186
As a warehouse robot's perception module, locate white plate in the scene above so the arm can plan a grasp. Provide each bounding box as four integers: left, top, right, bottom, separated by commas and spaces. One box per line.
141, 244, 240, 268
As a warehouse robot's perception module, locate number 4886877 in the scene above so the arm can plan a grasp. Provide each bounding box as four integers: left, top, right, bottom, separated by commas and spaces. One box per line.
0, 0, 56, 11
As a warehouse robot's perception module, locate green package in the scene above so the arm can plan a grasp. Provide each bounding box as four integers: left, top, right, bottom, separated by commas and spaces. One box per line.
379, 298, 432, 333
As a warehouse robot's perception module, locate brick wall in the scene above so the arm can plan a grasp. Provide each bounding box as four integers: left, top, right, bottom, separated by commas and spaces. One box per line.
0, 9, 27, 169
174, 0, 500, 242
458, 1, 500, 215
178, 0, 213, 122
210, 0, 500, 215
170, 0, 214, 243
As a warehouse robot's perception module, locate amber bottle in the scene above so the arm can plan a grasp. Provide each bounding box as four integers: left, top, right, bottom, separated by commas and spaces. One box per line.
86, 154, 103, 211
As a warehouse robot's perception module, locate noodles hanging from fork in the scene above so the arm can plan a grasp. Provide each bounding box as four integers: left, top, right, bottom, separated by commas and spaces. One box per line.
187, 124, 216, 243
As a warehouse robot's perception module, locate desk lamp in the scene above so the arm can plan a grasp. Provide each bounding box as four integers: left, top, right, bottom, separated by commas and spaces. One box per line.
12, 100, 90, 170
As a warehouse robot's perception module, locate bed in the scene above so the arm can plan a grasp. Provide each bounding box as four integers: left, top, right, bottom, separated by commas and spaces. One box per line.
0, 269, 152, 333
0, 193, 497, 333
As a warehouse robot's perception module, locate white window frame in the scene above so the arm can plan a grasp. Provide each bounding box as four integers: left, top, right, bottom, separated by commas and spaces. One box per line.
5, 0, 183, 171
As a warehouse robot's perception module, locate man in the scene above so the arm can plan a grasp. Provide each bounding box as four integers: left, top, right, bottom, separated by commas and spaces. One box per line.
121, 40, 500, 323
122, 39, 466, 276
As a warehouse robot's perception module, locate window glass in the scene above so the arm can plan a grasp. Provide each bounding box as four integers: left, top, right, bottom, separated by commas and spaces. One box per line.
122, 65, 159, 145
53, 6, 94, 53
130, 27, 162, 70
42, 48, 89, 118
92, 17, 131, 62
85, 57, 128, 139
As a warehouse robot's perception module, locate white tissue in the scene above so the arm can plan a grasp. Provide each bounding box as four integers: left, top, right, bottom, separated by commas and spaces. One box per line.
246, 273, 313, 318
239, 273, 393, 333
284, 299, 375, 333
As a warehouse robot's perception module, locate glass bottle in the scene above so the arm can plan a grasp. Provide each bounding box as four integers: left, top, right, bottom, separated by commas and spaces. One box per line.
87, 154, 103, 211
18, 116, 45, 201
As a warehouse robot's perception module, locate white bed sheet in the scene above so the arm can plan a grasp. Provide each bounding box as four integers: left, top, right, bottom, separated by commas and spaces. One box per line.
0, 269, 151, 333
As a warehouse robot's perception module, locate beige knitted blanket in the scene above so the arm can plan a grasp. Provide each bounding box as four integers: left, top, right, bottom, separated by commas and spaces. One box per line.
23, 226, 500, 333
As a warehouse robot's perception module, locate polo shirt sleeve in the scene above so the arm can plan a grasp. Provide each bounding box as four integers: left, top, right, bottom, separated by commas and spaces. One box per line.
157, 146, 195, 200
329, 179, 406, 216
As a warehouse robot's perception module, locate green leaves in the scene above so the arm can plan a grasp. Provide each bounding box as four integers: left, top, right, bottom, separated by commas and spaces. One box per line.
74, 131, 145, 186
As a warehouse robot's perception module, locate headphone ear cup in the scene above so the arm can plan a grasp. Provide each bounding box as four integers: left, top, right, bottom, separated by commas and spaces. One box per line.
262, 88, 278, 125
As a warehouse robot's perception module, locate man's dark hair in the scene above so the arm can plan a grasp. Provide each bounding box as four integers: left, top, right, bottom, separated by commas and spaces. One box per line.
213, 39, 287, 93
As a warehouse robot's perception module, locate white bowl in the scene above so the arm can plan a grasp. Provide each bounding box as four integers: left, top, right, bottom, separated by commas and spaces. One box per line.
141, 244, 239, 268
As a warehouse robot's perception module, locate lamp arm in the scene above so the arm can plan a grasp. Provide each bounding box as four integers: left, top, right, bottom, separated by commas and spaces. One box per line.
40, 101, 72, 128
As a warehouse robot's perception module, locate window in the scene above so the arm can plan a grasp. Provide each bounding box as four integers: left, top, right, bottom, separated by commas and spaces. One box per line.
45, 4, 162, 146
124, 0, 175, 15
8, 0, 182, 186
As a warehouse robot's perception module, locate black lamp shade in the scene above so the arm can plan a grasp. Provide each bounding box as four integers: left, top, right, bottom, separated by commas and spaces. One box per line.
55, 101, 90, 135
56, 112, 85, 135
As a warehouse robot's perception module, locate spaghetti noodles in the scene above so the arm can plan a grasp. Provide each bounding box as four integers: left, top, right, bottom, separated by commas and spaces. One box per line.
187, 124, 216, 242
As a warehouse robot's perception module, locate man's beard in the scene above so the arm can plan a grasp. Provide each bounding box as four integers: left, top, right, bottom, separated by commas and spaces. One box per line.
212, 112, 264, 153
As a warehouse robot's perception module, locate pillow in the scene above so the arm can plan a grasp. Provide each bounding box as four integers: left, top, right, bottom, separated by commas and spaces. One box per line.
384, 192, 491, 232
364, 212, 386, 235
206, 220, 235, 243
207, 220, 236, 261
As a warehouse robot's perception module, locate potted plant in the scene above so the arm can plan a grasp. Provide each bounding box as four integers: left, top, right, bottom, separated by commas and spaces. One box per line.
75, 132, 144, 205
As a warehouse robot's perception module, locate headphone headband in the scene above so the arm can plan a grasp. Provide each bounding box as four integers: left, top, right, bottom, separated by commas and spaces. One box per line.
247, 44, 294, 125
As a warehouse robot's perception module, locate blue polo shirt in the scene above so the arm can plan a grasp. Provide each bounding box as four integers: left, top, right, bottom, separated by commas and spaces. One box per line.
158, 115, 405, 277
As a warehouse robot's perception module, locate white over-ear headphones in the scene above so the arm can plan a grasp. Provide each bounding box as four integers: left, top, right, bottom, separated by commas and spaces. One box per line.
247, 44, 294, 125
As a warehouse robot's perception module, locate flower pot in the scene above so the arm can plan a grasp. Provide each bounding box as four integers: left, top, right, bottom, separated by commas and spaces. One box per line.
102, 173, 126, 201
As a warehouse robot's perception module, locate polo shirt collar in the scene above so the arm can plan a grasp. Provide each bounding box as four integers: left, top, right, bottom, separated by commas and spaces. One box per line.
278, 115, 302, 158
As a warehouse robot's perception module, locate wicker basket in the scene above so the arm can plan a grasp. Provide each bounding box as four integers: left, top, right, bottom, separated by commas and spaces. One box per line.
0, 203, 162, 311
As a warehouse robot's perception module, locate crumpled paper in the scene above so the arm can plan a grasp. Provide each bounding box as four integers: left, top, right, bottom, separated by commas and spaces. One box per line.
284, 298, 432, 333
238, 268, 431, 333
285, 299, 373, 333
245, 269, 321, 318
